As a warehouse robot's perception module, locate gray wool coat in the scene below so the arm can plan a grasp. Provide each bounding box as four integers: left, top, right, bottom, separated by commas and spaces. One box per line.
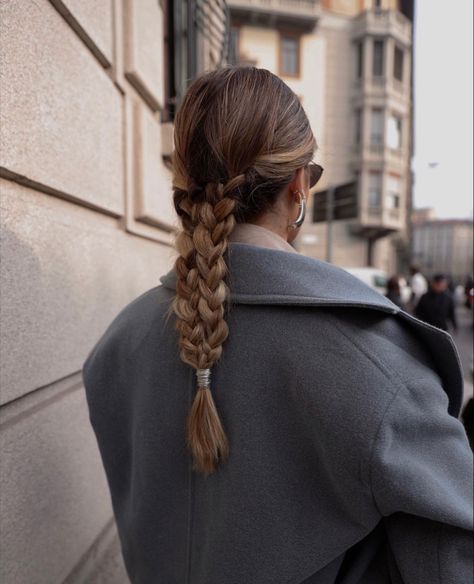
82, 241, 474, 584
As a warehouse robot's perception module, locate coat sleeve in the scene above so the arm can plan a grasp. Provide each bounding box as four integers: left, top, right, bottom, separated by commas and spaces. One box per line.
448, 296, 458, 330
414, 294, 427, 321
370, 376, 474, 583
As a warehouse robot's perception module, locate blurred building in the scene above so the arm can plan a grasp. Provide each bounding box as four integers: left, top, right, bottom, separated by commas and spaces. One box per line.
411, 206, 437, 224
412, 217, 474, 285
0, 1, 227, 582
227, 0, 415, 273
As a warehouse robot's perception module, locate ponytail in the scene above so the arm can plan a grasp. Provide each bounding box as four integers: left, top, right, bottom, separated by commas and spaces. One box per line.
169, 65, 316, 474
171, 180, 239, 474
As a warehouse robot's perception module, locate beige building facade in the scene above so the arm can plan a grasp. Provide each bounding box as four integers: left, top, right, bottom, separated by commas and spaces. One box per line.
412, 218, 474, 285
0, 0, 227, 582
228, 0, 414, 273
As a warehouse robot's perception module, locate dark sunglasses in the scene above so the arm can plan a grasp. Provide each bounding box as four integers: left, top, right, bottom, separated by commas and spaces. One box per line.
307, 162, 324, 189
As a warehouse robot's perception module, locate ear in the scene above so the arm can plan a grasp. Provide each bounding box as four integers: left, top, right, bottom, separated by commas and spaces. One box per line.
288, 167, 308, 200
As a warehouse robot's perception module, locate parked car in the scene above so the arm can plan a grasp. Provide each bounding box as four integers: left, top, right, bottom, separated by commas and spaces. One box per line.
340, 267, 411, 305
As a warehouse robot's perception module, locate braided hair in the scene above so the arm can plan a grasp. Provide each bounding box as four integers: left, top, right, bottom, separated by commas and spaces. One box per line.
168, 66, 316, 475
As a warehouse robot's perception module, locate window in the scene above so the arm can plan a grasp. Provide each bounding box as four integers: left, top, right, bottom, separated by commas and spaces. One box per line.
354, 109, 363, 145
280, 34, 300, 77
355, 41, 364, 78
373, 39, 384, 77
387, 175, 401, 209
386, 114, 402, 149
374, 0, 382, 8
228, 26, 240, 65
370, 108, 384, 145
393, 45, 404, 81
369, 172, 383, 207
162, 0, 201, 121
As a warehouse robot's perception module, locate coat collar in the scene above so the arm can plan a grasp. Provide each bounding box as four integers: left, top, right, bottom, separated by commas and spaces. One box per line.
159, 241, 400, 314
160, 241, 464, 417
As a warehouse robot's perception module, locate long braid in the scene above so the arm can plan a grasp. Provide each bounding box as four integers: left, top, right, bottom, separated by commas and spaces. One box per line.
168, 66, 317, 475
171, 176, 245, 474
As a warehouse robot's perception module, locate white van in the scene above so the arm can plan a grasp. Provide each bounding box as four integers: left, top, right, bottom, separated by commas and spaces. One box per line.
340, 267, 412, 305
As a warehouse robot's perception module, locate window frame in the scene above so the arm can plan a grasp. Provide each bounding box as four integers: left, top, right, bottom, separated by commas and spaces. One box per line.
355, 40, 364, 79
370, 107, 384, 146
279, 31, 301, 78
368, 171, 383, 207
387, 173, 401, 209
372, 38, 385, 77
386, 111, 403, 150
228, 24, 241, 66
393, 44, 404, 82
354, 108, 363, 145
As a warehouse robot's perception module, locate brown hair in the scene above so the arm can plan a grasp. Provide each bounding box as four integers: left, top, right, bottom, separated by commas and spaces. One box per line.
168, 65, 316, 475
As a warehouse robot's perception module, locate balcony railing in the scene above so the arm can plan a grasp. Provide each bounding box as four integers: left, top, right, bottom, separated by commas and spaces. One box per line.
350, 141, 407, 169
354, 204, 403, 233
352, 76, 410, 104
387, 208, 401, 221
391, 78, 405, 94
388, 147, 403, 158
352, 9, 412, 45
368, 206, 383, 218
228, 0, 320, 29
372, 76, 386, 86
228, 0, 319, 17
369, 143, 384, 156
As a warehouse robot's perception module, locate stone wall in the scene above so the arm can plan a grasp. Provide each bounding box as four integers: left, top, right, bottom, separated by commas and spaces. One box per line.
0, 1, 177, 581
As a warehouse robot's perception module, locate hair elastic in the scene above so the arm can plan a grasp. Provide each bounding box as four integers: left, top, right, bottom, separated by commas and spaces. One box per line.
196, 368, 211, 389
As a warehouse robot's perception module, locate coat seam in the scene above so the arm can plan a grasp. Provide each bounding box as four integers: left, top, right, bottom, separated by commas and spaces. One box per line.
330, 316, 437, 511
330, 316, 407, 499
366, 385, 405, 516
366, 376, 446, 518
397, 311, 464, 418
330, 316, 411, 391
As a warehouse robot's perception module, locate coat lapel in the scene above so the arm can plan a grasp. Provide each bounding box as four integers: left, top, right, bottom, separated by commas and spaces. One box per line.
159, 241, 400, 314
159, 241, 464, 418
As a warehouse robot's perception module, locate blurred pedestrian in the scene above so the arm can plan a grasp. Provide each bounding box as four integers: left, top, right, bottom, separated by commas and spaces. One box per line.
415, 273, 458, 333
386, 275, 406, 310
408, 264, 428, 310
464, 274, 474, 309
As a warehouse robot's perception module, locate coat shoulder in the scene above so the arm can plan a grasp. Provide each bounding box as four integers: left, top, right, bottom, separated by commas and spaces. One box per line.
81, 284, 173, 383
326, 307, 444, 389
324, 304, 463, 417
279, 305, 463, 493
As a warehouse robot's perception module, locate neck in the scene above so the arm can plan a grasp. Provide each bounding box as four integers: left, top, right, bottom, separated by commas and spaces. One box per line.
245, 218, 290, 243
228, 221, 299, 254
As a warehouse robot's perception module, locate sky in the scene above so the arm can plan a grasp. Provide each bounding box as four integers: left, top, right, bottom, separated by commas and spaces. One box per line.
413, 0, 473, 219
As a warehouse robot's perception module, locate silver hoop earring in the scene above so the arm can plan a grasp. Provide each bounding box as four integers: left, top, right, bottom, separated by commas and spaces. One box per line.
287, 190, 306, 230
